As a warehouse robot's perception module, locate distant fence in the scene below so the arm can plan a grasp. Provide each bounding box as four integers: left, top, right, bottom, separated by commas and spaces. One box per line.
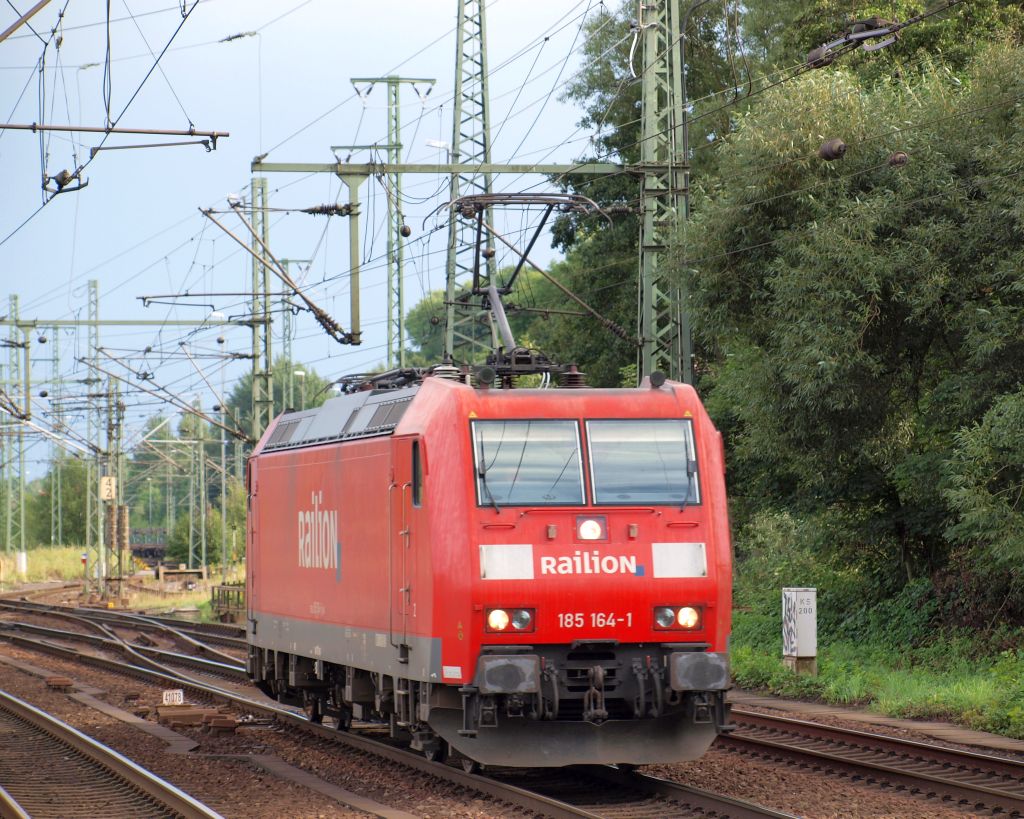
211, 583, 245, 623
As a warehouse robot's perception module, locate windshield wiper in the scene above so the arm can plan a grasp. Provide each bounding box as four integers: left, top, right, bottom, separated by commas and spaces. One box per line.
680, 459, 697, 512
477, 432, 501, 514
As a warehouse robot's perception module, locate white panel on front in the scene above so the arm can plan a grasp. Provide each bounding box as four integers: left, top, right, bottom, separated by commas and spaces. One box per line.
651, 542, 707, 578
479, 544, 535, 580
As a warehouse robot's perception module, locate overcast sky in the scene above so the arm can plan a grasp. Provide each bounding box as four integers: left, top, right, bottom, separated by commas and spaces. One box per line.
0, 0, 617, 475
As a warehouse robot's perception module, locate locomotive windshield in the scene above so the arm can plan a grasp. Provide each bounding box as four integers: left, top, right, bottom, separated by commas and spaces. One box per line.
586, 419, 700, 505
472, 420, 584, 506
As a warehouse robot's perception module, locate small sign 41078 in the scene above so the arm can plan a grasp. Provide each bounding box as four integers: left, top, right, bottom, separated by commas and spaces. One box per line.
161, 689, 184, 706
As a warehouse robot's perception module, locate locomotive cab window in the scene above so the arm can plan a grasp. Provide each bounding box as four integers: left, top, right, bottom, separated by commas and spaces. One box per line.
586, 419, 701, 505
471, 420, 584, 506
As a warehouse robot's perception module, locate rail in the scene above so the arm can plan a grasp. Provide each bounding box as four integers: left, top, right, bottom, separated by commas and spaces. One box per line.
1, 629, 786, 819
0, 687, 222, 819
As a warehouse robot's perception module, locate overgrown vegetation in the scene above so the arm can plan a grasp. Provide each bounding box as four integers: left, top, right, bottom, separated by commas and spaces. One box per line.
731, 513, 1024, 736
0, 546, 84, 584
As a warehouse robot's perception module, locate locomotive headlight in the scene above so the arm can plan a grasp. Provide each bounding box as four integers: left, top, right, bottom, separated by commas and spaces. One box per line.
653, 605, 703, 630
486, 608, 510, 631
511, 608, 533, 631
677, 606, 701, 629
485, 607, 534, 633
576, 516, 607, 541
654, 606, 676, 628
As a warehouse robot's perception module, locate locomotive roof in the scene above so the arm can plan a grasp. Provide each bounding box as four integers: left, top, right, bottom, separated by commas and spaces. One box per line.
261, 385, 422, 452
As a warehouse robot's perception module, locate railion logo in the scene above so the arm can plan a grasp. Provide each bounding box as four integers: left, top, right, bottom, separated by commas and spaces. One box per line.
540, 550, 643, 576
298, 491, 340, 578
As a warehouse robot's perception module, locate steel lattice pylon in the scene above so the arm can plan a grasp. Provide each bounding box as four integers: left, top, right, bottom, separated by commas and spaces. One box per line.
250, 177, 274, 440
638, 0, 692, 384
444, 0, 498, 363
5, 295, 25, 554
49, 330, 62, 547
86, 279, 103, 592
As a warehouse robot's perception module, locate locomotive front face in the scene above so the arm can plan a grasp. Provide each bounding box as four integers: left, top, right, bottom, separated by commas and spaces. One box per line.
426, 384, 733, 766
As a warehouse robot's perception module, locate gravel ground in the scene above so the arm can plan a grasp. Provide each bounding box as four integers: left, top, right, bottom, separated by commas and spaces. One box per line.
0, 641, 530, 818
0, 628, 1006, 818
645, 744, 980, 818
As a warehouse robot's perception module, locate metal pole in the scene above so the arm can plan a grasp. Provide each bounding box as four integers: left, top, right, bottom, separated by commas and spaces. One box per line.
278, 258, 309, 407
50, 329, 62, 547
220, 400, 227, 583
199, 436, 207, 574
5, 297, 18, 555
188, 442, 195, 570
86, 280, 103, 594
250, 177, 274, 440
347, 77, 435, 367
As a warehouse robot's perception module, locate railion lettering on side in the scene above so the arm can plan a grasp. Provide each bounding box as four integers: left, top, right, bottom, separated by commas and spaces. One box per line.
297, 490, 339, 570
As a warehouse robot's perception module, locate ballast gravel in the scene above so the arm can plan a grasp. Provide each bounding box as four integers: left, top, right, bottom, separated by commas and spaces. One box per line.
0, 633, 994, 818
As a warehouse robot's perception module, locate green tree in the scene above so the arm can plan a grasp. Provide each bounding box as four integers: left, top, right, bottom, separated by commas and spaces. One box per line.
681, 43, 1024, 582
226, 356, 334, 438
24, 455, 90, 547
945, 388, 1024, 567
540, 0, 746, 384
742, 0, 1022, 81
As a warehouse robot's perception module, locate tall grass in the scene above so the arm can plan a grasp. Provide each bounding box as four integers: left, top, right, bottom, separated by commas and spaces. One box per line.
729, 509, 1024, 738
731, 619, 1024, 736
0, 546, 86, 585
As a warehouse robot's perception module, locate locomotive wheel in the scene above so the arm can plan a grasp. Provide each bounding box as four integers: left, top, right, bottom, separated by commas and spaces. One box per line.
460, 758, 480, 774
334, 706, 352, 731
302, 693, 323, 724
422, 740, 448, 763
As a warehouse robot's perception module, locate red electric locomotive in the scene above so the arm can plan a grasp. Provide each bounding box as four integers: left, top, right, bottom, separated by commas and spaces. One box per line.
246, 366, 733, 767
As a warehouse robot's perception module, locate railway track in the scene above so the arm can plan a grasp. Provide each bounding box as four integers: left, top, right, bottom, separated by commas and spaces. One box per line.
726, 708, 1024, 816
0, 619, 248, 683
0, 629, 789, 818
0, 686, 220, 819
20, 599, 1014, 817
0, 600, 246, 653
489, 765, 795, 818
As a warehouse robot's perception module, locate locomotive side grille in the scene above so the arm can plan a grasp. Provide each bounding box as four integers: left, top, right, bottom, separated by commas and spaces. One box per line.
367, 403, 392, 428
366, 398, 412, 431
266, 420, 299, 448
261, 388, 421, 452
341, 404, 375, 434
385, 398, 412, 424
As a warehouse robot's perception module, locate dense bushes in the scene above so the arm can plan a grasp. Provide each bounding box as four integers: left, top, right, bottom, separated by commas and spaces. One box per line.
731, 510, 1024, 737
